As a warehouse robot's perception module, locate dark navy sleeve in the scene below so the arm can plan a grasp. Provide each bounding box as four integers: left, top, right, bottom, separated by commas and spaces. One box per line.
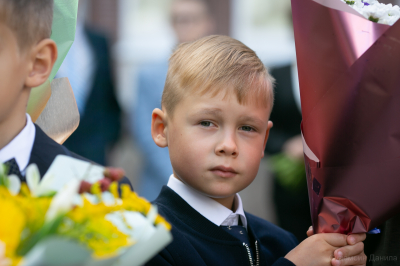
145, 248, 176, 266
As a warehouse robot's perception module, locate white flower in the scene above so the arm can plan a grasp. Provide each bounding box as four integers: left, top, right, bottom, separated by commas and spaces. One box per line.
45, 179, 80, 222
105, 205, 159, 242
342, 0, 400, 25
26, 164, 57, 197
6, 175, 20, 196
0, 164, 20, 195
1, 163, 57, 196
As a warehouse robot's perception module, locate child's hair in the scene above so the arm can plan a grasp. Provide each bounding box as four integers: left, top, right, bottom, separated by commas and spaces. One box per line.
162, 35, 275, 116
0, 0, 53, 50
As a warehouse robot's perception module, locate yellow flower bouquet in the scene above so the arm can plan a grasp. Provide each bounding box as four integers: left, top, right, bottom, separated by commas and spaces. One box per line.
0, 156, 172, 266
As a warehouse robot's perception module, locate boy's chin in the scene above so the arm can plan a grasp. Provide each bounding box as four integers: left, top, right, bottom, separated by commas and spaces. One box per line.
206, 184, 248, 199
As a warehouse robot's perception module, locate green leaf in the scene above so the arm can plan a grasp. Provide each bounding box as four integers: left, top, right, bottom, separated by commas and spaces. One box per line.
16, 215, 65, 256
270, 153, 307, 191
369, 16, 379, 23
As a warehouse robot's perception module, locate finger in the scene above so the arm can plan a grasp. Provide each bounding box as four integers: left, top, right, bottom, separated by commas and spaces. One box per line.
331, 253, 367, 266
306, 226, 313, 237
346, 233, 366, 245
334, 242, 364, 259
322, 233, 348, 247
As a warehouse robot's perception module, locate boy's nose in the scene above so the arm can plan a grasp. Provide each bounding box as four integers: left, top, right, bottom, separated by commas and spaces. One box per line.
215, 134, 238, 157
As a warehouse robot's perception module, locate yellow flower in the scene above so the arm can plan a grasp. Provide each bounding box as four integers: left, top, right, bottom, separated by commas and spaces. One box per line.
107, 185, 172, 230
82, 217, 131, 258
0, 188, 25, 259
0, 179, 170, 263
11, 186, 52, 233
120, 186, 151, 215
155, 215, 172, 231
59, 195, 132, 258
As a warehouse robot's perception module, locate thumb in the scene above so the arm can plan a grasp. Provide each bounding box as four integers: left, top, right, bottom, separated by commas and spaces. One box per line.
307, 226, 314, 237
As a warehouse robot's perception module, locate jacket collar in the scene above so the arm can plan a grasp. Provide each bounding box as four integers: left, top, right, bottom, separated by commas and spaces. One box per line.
29, 124, 68, 177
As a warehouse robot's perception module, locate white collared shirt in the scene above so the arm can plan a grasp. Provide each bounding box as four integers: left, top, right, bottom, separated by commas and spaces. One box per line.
167, 175, 248, 229
0, 114, 36, 174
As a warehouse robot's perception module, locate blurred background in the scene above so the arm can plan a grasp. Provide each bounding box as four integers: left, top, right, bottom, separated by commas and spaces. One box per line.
57, 0, 400, 243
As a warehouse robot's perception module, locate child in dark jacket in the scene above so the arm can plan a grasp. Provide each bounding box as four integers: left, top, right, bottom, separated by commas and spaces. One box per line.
146, 35, 367, 266
0, 0, 131, 188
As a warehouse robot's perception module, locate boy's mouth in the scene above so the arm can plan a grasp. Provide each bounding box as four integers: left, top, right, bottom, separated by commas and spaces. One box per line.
210, 166, 237, 178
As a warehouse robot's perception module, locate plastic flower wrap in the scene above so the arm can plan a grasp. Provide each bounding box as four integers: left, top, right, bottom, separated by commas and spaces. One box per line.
0, 156, 172, 266
292, 0, 400, 234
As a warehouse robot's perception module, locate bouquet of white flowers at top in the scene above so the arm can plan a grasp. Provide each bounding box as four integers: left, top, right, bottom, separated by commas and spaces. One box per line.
292, 0, 400, 234
342, 0, 400, 24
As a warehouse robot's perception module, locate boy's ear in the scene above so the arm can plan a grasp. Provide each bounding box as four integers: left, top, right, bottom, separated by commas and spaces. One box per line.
25, 39, 58, 88
151, 108, 168, 148
261, 121, 273, 158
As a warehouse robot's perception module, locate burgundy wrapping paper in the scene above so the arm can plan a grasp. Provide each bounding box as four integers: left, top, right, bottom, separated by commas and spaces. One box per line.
292, 0, 400, 234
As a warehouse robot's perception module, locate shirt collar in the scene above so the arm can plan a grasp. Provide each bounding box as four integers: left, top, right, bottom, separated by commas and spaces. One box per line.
0, 114, 36, 173
167, 175, 247, 229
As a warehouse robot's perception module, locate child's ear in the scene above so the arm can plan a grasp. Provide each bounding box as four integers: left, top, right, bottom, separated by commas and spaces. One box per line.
25, 39, 58, 88
261, 121, 273, 158
151, 108, 168, 148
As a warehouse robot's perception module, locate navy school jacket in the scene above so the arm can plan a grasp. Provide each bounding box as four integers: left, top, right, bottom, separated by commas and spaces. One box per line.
146, 186, 298, 266
28, 124, 132, 189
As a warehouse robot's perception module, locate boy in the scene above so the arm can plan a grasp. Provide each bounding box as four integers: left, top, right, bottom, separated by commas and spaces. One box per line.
0, 0, 131, 187
147, 35, 367, 266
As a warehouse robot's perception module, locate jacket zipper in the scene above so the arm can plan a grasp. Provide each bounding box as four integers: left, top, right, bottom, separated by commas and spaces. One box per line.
243, 241, 260, 266
243, 243, 254, 266
255, 241, 260, 266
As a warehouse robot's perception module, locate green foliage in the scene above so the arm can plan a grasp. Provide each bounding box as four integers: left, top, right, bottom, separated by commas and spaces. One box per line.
16, 215, 65, 256
270, 153, 306, 191
345, 1, 355, 5
369, 16, 380, 22
0, 164, 9, 188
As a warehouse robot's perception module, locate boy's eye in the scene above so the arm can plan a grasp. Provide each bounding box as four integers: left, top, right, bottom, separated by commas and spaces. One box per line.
240, 126, 254, 132
200, 121, 212, 127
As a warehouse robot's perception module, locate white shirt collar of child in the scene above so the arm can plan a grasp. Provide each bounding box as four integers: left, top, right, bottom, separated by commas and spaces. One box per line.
0, 114, 36, 174
167, 174, 248, 229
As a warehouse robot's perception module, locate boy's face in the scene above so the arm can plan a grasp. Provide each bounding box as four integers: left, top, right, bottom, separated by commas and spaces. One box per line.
0, 22, 31, 123
155, 90, 273, 208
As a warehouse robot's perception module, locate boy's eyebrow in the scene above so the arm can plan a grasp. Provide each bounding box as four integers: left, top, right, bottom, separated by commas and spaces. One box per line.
193, 108, 223, 116
239, 115, 266, 127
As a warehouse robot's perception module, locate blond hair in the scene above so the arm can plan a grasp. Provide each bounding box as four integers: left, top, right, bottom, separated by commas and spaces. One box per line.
0, 0, 53, 50
162, 35, 274, 116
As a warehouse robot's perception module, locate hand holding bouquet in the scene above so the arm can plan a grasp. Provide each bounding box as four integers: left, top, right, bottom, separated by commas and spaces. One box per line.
292, 0, 400, 234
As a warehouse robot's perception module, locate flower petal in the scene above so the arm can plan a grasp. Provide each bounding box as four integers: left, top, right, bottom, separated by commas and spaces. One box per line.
45, 179, 80, 222
26, 164, 41, 196
36, 173, 56, 197
146, 205, 158, 224
7, 175, 21, 195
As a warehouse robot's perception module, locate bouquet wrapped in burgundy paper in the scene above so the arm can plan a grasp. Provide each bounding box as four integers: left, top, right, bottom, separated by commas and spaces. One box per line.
291, 0, 400, 234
